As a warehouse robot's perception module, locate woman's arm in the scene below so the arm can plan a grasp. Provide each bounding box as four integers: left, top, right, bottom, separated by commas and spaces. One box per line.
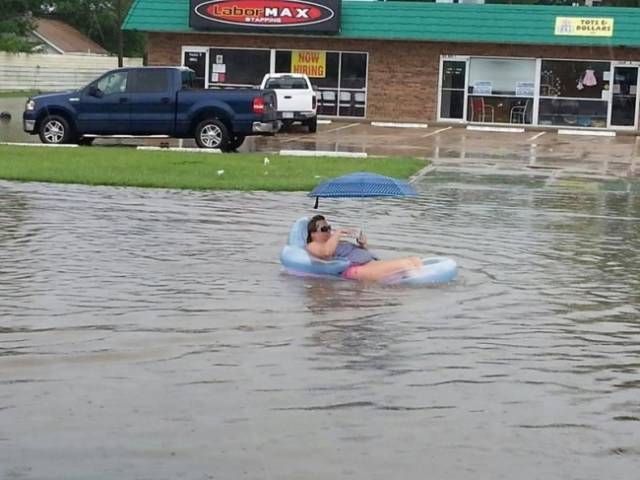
307, 229, 354, 258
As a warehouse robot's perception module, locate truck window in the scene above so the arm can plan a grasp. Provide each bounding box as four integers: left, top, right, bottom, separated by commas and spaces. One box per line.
265, 77, 308, 90
181, 70, 196, 90
128, 69, 170, 93
96, 71, 128, 95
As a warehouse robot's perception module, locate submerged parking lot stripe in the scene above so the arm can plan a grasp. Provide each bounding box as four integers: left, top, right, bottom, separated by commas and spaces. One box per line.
528, 132, 546, 141
421, 126, 452, 138
322, 122, 360, 134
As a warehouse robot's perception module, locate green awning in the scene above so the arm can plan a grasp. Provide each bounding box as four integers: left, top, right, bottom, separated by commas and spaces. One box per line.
123, 0, 640, 48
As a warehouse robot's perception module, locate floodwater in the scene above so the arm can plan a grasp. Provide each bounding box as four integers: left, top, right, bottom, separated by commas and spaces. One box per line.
1, 172, 639, 480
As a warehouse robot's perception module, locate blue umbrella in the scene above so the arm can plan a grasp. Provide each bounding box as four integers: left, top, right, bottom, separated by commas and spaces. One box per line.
308, 171, 417, 208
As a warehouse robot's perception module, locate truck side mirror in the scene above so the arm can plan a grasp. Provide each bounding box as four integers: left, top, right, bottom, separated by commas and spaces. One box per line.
88, 85, 103, 98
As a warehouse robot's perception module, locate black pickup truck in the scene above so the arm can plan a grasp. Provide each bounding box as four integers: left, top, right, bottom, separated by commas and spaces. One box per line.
23, 66, 278, 151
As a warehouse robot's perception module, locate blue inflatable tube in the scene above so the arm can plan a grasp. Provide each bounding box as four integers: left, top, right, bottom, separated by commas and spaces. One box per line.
280, 217, 458, 286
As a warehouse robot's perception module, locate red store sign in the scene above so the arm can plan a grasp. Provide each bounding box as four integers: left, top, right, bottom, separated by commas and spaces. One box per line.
190, 0, 341, 32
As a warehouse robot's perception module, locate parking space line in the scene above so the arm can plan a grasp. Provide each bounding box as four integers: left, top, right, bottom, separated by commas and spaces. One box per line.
421, 126, 452, 138
322, 122, 360, 134
558, 129, 616, 137
528, 132, 546, 142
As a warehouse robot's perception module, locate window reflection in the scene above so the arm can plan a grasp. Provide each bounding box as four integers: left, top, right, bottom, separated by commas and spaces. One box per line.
276, 49, 367, 117
538, 99, 608, 128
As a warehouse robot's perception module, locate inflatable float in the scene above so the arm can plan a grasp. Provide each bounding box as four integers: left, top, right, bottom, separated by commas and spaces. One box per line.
280, 217, 458, 286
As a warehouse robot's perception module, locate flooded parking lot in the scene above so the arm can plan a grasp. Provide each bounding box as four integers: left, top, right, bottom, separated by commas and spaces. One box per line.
1, 171, 639, 479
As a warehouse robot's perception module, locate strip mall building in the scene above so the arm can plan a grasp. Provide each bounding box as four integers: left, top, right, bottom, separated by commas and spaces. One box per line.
124, 1, 640, 131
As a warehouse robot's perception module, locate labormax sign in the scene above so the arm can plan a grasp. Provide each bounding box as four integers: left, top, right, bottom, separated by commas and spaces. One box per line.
190, 0, 341, 33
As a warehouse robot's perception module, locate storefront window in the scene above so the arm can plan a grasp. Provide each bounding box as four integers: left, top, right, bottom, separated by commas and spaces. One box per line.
183, 50, 206, 88
538, 60, 610, 127
438, 55, 637, 130
275, 50, 367, 117
275, 50, 339, 88
339, 52, 367, 117
610, 66, 638, 128
208, 48, 270, 87
340, 53, 366, 89
467, 58, 535, 124
440, 60, 466, 120
540, 60, 609, 99
538, 98, 608, 128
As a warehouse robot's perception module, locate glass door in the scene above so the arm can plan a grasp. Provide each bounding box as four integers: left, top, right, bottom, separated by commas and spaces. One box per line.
609, 65, 638, 129
438, 57, 468, 121
182, 47, 208, 88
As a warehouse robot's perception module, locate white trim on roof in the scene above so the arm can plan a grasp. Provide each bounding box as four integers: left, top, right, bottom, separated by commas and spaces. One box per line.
32, 30, 65, 54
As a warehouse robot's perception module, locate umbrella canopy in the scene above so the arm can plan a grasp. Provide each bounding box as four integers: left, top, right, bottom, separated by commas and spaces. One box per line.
308, 172, 417, 208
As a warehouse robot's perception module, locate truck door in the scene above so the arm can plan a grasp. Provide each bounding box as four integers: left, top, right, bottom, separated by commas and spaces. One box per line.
76, 70, 130, 134
127, 69, 174, 135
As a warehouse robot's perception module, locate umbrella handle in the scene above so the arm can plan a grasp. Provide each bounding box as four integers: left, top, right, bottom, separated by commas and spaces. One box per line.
314, 197, 319, 209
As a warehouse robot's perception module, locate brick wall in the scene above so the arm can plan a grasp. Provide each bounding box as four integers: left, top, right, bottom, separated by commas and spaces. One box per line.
148, 32, 640, 122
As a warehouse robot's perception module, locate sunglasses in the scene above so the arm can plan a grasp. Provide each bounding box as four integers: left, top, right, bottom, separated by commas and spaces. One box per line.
316, 225, 331, 233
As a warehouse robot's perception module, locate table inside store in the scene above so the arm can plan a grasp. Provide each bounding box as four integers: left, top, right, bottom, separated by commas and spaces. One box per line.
468, 94, 532, 124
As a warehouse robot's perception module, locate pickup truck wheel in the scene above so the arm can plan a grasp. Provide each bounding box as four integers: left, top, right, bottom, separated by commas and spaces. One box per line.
226, 135, 246, 152
306, 116, 318, 133
39, 115, 72, 144
195, 118, 229, 149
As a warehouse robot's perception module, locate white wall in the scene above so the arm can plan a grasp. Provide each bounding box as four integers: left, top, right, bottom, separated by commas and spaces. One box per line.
0, 53, 143, 91
469, 58, 536, 93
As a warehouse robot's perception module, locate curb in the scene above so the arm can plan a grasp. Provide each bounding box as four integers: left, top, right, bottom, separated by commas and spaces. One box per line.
136, 146, 222, 153
466, 125, 525, 133
280, 149, 367, 158
0, 142, 78, 148
558, 129, 616, 137
371, 122, 429, 129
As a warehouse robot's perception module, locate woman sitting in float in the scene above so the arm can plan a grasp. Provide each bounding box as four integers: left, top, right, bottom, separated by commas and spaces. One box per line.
280, 215, 457, 285
306, 214, 422, 282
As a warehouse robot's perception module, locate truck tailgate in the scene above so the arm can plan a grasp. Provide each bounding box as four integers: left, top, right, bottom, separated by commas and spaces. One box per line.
276, 90, 313, 112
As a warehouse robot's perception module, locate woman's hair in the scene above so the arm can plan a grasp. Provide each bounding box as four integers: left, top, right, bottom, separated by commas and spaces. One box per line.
306, 214, 326, 243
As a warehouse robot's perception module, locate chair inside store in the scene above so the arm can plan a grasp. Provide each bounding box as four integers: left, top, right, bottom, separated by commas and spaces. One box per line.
353, 92, 366, 117
469, 97, 495, 122
318, 90, 337, 115
510, 98, 531, 124
339, 91, 353, 116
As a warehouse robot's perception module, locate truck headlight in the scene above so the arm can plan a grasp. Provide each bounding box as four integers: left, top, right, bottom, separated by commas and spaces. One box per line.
25, 99, 35, 111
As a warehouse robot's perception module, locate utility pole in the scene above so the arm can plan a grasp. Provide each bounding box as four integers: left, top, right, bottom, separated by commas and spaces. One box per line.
116, 0, 124, 67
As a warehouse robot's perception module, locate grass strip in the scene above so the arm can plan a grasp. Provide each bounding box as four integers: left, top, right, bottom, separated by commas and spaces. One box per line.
0, 145, 427, 191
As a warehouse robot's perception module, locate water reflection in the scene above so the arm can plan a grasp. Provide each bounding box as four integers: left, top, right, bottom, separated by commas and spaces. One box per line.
1, 175, 639, 479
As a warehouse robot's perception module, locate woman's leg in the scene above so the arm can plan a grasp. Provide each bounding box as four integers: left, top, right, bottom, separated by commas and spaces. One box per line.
352, 257, 422, 282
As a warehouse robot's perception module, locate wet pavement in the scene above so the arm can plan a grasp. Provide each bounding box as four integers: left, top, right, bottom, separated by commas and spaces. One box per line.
2, 95, 639, 181
253, 122, 640, 180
